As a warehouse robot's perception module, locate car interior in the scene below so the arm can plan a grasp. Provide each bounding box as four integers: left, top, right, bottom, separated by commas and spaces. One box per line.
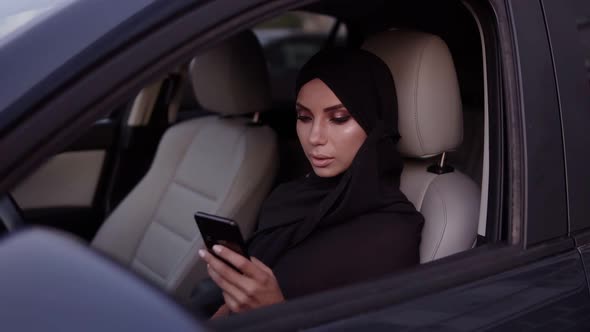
7, 0, 489, 305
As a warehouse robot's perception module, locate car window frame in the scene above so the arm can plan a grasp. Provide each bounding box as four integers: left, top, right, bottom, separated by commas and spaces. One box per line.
0, 0, 318, 192
506, 0, 569, 246
0, 0, 167, 131
540, 0, 590, 238
211, 0, 572, 328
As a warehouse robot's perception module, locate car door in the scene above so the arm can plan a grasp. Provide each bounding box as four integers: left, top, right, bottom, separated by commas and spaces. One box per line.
8, 77, 183, 242
10, 114, 121, 240
540, 0, 590, 297
0, 0, 589, 331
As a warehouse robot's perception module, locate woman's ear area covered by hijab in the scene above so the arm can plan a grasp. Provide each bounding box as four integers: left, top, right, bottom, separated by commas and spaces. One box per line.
295, 78, 368, 178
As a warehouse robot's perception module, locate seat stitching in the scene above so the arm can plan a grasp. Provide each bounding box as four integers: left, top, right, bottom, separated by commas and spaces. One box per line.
428, 181, 448, 261
172, 179, 217, 202
216, 123, 249, 213
416, 171, 438, 210
130, 120, 206, 261
166, 235, 205, 290
155, 217, 192, 243
133, 256, 167, 281
413, 38, 431, 156
166, 121, 249, 289
134, 219, 191, 282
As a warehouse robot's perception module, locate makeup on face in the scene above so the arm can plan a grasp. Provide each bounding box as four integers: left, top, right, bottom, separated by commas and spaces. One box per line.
296, 103, 352, 125
295, 79, 367, 178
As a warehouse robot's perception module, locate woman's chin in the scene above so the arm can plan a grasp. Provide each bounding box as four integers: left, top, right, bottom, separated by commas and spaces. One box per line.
312, 166, 342, 178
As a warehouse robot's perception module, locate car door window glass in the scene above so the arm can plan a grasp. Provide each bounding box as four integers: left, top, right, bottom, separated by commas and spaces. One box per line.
254, 12, 347, 102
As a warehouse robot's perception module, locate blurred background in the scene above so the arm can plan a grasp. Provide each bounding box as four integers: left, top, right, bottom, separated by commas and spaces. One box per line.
253, 11, 347, 102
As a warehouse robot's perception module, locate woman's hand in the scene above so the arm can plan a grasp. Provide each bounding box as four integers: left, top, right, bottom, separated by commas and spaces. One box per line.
199, 245, 285, 313
210, 304, 230, 319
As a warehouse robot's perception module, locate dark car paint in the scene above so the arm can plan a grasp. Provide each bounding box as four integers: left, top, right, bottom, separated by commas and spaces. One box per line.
208, 241, 579, 331
0, 0, 208, 133
0, 0, 589, 331
0, 229, 204, 332
306, 251, 589, 331
0, 0, 154, 129
541, 0, 590, 235
509, 0, 568, 246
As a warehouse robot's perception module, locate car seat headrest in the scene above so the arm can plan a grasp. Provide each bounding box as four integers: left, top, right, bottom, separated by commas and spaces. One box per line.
189, 30, 272, 116
363, 30, 463, 158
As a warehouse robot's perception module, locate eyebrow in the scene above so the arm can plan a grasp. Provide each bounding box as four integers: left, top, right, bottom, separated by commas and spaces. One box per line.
296, 102, 347, 112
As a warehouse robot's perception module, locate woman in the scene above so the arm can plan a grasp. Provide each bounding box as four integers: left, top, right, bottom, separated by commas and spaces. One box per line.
198, 48, 424, 317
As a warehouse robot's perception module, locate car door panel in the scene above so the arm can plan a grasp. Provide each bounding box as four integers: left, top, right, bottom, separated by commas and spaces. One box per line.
302, 251, 589, 331
541, 0, 590, 234
576, 243, 590, 294
12, 150, 105, 209
508, 0, 568, 245
10, 118, 118, 239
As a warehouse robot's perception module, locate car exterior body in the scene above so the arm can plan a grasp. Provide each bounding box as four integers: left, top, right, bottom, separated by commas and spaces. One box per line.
0, 0, 589, 331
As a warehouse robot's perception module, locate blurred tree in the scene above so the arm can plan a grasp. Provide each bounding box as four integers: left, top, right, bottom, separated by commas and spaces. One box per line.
257, 13, 302, 29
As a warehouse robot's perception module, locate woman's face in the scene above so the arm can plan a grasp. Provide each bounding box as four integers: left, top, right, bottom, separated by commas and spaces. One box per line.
296, 79, 367, 178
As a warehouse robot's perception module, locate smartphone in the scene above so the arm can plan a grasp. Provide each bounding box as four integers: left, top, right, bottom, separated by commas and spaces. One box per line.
194, 211, 249, 271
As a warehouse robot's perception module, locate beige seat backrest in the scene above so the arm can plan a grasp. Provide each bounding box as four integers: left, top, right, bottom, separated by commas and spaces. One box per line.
363, 30, 480, 263
92, 31, 278, 300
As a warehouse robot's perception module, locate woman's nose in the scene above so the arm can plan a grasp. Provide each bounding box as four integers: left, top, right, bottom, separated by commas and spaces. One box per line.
309, 121, 327, 145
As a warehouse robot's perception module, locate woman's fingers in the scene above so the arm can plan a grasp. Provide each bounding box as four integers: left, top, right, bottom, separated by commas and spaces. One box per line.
210, 304, 230, 319
211, 245, 266, 280
200, 248, 260, 299
200, 247, 284, 311
251, 257, 273, 275
207, 264, 252, 306
200, 248, 247, 284
222, 291, 244, 313
207, 266, 252, 313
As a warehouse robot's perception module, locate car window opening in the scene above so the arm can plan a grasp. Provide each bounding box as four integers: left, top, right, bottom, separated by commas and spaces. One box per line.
6, 0, 496, 319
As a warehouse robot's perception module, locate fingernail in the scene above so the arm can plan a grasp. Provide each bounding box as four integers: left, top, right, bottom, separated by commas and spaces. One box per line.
198, 249, 206, 258
213, 245, 222, 253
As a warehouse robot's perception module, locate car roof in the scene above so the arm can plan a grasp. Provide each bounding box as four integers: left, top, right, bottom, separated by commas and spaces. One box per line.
0, 0, 208, 133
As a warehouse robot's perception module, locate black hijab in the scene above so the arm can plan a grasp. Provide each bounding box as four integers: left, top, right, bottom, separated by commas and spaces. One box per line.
248, 48, 423, 267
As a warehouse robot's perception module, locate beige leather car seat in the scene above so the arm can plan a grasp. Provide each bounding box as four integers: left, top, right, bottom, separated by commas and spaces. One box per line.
363, 30, 480, 263
92, 31, 278, 299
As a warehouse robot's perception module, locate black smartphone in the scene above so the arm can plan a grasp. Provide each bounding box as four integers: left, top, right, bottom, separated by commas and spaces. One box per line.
194, 211, 249, 271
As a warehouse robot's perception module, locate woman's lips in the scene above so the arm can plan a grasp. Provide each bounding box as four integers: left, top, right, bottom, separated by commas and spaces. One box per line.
310, 156, 334, 168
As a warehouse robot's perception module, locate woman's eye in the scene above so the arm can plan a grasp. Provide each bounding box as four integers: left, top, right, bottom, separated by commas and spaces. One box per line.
297, 115, 312, 122
330, 116, 351, 124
